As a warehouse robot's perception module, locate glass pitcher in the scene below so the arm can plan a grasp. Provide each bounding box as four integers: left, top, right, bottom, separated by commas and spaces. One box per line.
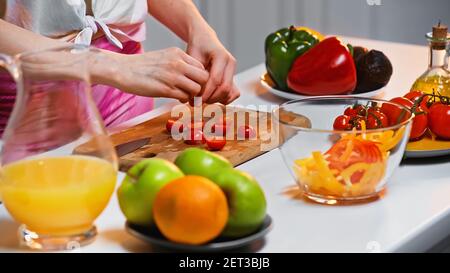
0, 45, 118, 250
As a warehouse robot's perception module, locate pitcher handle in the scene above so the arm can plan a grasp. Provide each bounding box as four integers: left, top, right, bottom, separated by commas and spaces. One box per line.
0, 53, 20, 83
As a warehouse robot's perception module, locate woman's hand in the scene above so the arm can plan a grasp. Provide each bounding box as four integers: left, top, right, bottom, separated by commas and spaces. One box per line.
187, 28, 240, 105
92, 47, 209, 103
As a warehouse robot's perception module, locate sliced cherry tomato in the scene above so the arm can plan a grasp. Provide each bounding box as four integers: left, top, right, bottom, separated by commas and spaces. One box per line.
380, 97, 413, 126
404, 91, 430, 112
205, 138, 227, 151
166, 119, 175, 133
428, 103, 450, 139
333, 115, 352, 130
184, 128, 205, 145
237, 125, 256, 139
166, 118, 183, 134
367, 111, 389, 129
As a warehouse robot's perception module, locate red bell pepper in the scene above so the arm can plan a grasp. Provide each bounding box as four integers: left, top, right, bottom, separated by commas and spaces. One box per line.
287, 37, 357, 95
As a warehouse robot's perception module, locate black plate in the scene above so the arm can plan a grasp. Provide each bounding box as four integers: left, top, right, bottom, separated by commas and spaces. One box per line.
125, 215, 273, 252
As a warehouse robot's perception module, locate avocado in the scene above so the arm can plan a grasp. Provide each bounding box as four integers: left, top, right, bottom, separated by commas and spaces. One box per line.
354, 50, 393, 93
353, 46, 368, 64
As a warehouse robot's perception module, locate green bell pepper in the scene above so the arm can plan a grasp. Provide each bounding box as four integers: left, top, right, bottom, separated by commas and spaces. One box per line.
265, 26, 319, 91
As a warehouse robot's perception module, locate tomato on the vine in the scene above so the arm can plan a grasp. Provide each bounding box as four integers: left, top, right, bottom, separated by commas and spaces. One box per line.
404, 91, 430, 112
344, 104, 367, 117
350, 116, 365, 130
367, 111, 389, 129
354, 105, 367, 116
380, 97, 413, 126
333, 115, 352, 130
409, 107, 428, 140
428, 103, 450, 139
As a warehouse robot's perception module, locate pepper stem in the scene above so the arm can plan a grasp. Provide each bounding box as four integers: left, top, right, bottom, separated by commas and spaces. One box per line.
289, 25, 296, 40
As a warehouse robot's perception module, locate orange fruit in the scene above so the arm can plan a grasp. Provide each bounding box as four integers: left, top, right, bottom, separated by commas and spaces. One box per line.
153, 175, 229, 245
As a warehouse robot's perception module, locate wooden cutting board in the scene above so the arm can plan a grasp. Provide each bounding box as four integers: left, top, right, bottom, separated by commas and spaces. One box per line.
78, 105, 281, 172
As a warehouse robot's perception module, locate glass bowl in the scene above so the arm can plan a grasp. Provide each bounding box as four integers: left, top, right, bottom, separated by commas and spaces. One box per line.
273, 96, 413, 205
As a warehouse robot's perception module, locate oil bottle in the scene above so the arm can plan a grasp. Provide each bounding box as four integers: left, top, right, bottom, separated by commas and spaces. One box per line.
411, 21, 450, 96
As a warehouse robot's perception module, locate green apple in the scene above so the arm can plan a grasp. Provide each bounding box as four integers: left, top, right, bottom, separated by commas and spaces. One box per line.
174, 148, 232, 180
212, 169, 267, 237
117, 158, 184, 226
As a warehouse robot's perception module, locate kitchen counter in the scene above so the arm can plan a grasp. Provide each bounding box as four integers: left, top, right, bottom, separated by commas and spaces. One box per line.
1, 37, 450, 253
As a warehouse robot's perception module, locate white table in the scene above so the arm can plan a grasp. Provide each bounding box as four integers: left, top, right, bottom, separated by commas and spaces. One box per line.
1, 37, 450, 253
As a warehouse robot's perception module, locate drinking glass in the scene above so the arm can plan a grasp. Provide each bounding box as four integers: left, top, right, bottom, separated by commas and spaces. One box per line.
0, 45, 118, 250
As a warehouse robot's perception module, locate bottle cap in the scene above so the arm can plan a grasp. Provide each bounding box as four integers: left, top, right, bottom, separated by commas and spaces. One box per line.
431, 20, 448, 49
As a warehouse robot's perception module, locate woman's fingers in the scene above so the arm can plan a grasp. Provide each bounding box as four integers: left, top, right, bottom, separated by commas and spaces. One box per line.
161, 85, 191, 103
172, 88, 191, 103
181, 52, 206, 70
135, 78, 191, 102
206, 57, 237, 104
174, 74, 202, 97
225, 84, 240, 104
182, 62, 209, 86
112, 47, 214, 104
201, 54, 227, 102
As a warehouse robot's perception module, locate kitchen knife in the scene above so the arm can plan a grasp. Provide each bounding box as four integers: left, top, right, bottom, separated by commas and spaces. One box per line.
115, 137, 150, 157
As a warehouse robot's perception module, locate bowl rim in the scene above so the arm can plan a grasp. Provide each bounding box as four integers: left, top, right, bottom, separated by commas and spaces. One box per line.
272, 96, 414, 134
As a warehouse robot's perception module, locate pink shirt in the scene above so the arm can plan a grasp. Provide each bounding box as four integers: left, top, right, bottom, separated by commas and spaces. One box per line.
1, 0, 153, 131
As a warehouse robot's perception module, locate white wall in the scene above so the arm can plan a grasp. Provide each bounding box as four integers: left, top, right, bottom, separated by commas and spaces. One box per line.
144, 0, 450, 72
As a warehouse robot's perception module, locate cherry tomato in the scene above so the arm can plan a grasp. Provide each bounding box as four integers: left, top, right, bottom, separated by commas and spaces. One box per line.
166, 118, 183, 134
354, 105, 367, 116
333, 115, 352, 130
380, 97, 413, 126
205, 138, 227, 151
367, 111, 389, 129
211, 118, 230, 137
409, 107, 428, 140
428, 103, 450, 139
344, 105, 366, 117
404, 91, 430, 112
237, 125, 256, 139
184, 128, 205, 145
344, 106, 358, 117
367, 106, 382, 114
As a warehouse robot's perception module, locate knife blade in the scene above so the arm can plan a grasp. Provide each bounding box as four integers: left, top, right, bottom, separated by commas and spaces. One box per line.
115, 137, 150, 157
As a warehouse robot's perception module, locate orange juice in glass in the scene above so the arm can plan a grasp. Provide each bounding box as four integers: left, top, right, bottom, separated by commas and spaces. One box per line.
0, 156, 116, 237
0, 45, 118, 250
